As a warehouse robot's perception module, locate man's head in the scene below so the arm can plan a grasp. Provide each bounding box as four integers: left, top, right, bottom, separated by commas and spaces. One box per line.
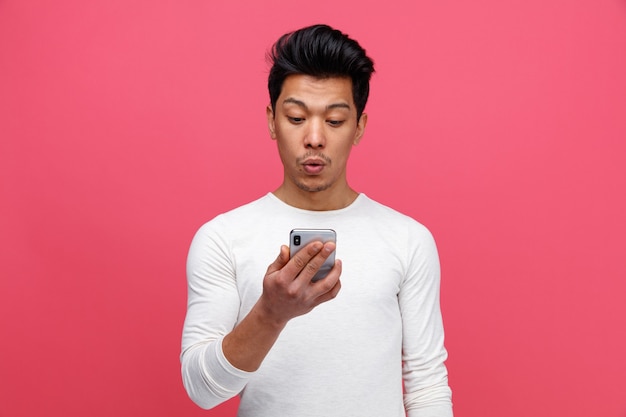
268, 24, 375, 122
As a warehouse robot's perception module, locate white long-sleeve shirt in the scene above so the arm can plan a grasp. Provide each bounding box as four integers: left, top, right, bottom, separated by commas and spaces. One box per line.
181, 193, 453, 417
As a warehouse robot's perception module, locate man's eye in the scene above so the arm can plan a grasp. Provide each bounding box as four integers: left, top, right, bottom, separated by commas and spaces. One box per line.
327, 120, 344, 126
288, 117, 304, 124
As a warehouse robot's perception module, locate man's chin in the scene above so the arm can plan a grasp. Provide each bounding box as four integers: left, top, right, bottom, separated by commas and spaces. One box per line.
295, 180, 332, 193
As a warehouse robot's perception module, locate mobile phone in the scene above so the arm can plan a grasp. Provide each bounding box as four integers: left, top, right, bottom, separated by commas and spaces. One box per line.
289, 228, 336, 282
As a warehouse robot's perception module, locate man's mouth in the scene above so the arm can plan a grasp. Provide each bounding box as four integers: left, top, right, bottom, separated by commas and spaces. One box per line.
302, 158, 326, 174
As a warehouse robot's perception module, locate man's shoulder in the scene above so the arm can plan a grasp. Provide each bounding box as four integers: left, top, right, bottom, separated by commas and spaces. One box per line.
355, 195, 436, 249
359, 195, 430, 230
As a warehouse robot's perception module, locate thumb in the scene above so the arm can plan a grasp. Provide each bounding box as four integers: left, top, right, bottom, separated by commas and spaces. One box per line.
265, 245, 290, 275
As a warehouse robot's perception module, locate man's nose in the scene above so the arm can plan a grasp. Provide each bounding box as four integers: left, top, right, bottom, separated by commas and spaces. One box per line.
304, 119, 325, 148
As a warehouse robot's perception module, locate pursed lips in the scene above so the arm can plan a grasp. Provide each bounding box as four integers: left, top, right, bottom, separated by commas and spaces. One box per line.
301, 157, 327, 174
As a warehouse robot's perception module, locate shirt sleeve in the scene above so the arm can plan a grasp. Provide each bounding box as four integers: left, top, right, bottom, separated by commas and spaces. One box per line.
180, 221, 253, 409
400, 225, 453, 417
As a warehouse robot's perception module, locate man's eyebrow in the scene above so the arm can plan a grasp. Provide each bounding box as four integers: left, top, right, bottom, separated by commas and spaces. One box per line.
326, 103, 351, 111
282, 98, 307, 108
282, 98, 351, 111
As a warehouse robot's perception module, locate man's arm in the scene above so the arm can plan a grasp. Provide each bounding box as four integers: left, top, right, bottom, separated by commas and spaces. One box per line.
400, 226, 453, 417
222, 242, 341, 372
181, 233, 340, 409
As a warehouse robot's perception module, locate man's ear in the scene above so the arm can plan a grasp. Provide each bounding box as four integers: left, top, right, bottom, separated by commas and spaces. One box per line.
353, 113, 368, 145
266, 105, 276, 139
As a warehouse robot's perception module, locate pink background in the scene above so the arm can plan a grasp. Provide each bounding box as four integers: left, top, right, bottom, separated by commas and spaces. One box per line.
1, 1, 625, 416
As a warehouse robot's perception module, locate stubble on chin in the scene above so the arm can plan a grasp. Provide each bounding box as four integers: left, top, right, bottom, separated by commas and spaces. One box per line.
293, 180, 332, 192
290, 171, 333, 192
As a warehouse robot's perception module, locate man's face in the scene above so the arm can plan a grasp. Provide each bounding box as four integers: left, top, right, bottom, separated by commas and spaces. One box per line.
267, 74, 367, 196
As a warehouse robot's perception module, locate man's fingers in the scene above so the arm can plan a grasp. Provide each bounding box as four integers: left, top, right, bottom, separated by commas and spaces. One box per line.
267, 241, 339, 291
282, 241, 324, 277
294, 241, 336, 282
265, 245, 290, 275
314, 275, 342, 303
312, 257, 342, 290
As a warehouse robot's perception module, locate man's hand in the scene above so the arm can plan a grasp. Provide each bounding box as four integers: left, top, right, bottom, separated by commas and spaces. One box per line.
222, 241, 341, 372
258, 241, 342, 327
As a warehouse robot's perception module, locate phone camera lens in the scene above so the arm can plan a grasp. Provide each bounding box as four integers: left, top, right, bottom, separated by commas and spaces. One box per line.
294, 235, 301, 245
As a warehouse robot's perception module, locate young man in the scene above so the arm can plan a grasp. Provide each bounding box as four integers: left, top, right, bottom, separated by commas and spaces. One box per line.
181, 24, 453, 417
